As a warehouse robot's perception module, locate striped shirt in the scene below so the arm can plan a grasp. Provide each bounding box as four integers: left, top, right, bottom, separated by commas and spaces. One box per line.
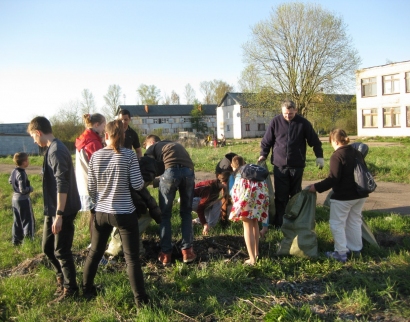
88, 147, 144, 214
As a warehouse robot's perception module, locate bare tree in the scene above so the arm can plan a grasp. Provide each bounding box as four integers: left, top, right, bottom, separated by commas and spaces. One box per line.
102, 84, 122, 121
184, 83, 196, 104
200, 81, 213, 104
80, 89, 96, 115
170, 90, 180, 105
242, 2, 360, 116
162, 92, 171, 105
136, 84, 161, 105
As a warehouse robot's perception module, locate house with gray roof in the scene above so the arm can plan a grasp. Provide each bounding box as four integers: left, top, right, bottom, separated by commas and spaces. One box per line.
118, 104, 217, 136
0, 123, 39, 156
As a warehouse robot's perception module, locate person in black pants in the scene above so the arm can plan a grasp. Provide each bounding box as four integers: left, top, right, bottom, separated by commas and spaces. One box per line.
28, 116, 81, 304
83, 120, 149, 306
258, 100, 324, 228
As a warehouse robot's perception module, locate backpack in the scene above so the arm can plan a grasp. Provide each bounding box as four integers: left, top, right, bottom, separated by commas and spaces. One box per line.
239, 164, 269, 182
353, 149, 377, 196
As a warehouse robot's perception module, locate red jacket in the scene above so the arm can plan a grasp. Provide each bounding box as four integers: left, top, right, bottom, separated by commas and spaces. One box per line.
194, 179, 221, 225
75, 129, 103, 160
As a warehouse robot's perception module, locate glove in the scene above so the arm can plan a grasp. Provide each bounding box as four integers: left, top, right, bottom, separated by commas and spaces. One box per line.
316, 158, 324, 169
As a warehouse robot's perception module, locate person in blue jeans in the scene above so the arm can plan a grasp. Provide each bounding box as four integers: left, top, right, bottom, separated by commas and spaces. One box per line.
144, 135, 196, 266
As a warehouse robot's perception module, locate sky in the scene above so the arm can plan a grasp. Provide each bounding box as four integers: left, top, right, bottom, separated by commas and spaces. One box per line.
1, 0, 409, 124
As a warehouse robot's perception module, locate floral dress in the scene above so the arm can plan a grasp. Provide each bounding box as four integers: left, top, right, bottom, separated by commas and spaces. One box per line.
229, 173, 269, 222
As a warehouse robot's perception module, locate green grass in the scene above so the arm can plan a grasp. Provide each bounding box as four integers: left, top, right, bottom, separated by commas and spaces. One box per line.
0, 139, 409, 321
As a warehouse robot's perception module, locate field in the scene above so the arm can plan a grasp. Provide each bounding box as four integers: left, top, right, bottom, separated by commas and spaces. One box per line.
0, 139, 409, 321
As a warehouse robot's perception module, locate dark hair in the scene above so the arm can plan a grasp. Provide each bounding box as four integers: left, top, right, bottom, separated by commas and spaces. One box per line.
281, 100, 296, 110
329, 128, 350, 145
217, 171, 231, 183
13, 152, 28, 166
27, 116, 52, 134
83, 113, 105, 128
145, 135, 161, 143
105, 120, 124, 153
118, 109, 131, 117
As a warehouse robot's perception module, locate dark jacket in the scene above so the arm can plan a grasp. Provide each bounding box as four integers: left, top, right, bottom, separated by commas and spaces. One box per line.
314, 145, 368, 200
9, 167, 33, 200
260, 114, 323, 168
43, 139, 81, 216
145, 141, 194, 170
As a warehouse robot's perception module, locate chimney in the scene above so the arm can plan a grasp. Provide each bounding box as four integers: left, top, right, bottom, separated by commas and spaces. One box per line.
145, 105, 149, 113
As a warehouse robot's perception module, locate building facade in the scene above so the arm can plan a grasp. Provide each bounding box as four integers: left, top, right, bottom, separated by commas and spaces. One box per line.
356, 60, 410, 137
118, 104, 217, 136
0, 123, 39, 156
216, 93, 277, 139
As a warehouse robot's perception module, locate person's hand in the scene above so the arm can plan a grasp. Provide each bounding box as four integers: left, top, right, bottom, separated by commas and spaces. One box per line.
202, 223, 209, 235
258, 156, 266, 162
52, 215, 63, 234
316, 158, 324, 169
260, 226, 268, 239
307, 185, 316, 193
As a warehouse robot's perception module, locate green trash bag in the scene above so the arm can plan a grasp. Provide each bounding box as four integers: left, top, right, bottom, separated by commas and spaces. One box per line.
277, 190, 318, 258
258, 160, 276, 225
323, 190, 379, 247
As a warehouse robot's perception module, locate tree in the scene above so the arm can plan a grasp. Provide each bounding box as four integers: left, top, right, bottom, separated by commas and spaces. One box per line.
80, 89, 96, 115
242, 2, 360, 116
170, 91, 180, 105
102, 84, 122, 121
200, 80, 234, 104
50, 100, 83, 150
190, 101, 208, 134
136, 84, 161, 105
184, 83, 196, 104
162, 92, 171, 105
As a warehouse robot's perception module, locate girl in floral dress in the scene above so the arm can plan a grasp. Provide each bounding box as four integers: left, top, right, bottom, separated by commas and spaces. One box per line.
229, 156, 269, 265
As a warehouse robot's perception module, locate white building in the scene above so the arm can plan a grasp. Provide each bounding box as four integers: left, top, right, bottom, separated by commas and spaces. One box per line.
0, 123, 39, 156
216, 93, 277, 139
119, 104, 217, 136
356, 60, 410, 137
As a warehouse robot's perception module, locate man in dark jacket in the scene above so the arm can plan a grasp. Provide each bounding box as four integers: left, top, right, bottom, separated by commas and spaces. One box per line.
258, 100, 323, 228
28, 116, 81, 304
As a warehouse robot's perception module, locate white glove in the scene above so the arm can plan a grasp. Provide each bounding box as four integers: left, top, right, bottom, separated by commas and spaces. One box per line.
316, 158, 324, 169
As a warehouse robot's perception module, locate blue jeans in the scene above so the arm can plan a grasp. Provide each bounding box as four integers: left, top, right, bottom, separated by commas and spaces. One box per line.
159, 166, 195, 253
273, 166, 304, 227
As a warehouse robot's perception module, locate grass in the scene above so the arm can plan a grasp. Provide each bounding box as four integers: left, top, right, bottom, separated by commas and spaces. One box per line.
0, 139, 409, 321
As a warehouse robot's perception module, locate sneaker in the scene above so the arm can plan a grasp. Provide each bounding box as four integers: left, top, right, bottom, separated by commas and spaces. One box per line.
158, 251, 172, 267
47, 288, 79, 306
99, 256, 109, 266
82, 285, 98, 301
181, 247, 197, 263
325, 251, 347, 263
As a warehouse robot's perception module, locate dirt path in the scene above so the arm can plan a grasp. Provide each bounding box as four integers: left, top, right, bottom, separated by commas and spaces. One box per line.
3, 165, 408, 215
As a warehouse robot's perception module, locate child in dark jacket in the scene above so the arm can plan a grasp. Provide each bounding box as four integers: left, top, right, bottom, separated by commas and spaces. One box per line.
9, 152, 35, 245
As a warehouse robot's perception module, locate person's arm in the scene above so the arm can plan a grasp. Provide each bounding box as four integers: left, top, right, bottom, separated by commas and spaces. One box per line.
17, 171, 33, 194
259, 118, 275, 160
135, 147, 143, 159
53, 192, 67, 234
129, 152, 144, 191
312, 154, 341, 193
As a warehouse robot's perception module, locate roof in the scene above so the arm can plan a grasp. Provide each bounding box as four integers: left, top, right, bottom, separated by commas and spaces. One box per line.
119, 105, 217, 117
357, 59, 410, 72
218, 92, 252, 107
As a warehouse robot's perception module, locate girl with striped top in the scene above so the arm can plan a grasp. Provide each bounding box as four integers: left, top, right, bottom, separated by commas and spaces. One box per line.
82, 120, 149, 306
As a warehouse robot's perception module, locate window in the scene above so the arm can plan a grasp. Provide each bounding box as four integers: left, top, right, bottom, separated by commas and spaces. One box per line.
184, 118, 191, 123
226, 125, 230, 132
258, 123, 265, 131
142, 119, 147, 124
245, 124, 250, 131
383, 107, 400, 128
226, 112, 230, 119
383, 74, 400, 94
361, 77, 377, 97
142, 129, 148, 135
406, 73, 410, 93
163, 128, 169, 134
153, 119, 159, 124
362, 108, 378, 128
173, 128, 179, 134
161, 118, 168, 123
183, 127, 192, 132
